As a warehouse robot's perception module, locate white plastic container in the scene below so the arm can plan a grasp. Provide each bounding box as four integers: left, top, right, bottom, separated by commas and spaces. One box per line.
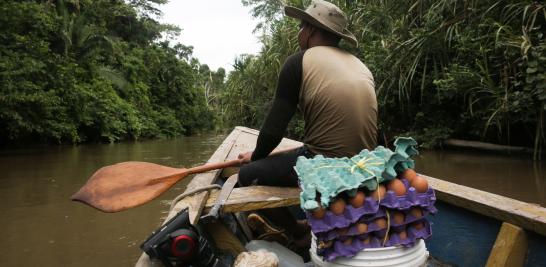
310, 237, 428, 267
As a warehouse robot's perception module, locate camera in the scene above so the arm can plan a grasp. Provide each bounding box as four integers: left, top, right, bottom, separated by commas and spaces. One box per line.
140, 208, 228, 267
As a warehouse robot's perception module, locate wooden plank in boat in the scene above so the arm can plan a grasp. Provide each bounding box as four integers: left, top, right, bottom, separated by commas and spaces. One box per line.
423, 174, 546, 236
204, 186, 301, 213
486, 222, 527, 267
173, 127, 242, 225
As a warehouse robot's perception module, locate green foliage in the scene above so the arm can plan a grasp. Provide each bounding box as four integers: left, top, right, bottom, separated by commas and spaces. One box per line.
0, 0, 218, 144
219, 12, 303, 137
220, 0, 545, 158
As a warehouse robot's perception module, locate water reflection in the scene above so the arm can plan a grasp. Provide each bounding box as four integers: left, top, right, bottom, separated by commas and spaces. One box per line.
415, 149, 546, 207
0, 134, 226, 267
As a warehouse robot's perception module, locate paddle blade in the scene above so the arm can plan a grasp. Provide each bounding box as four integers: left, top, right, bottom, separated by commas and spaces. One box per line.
71, 162, 188, 212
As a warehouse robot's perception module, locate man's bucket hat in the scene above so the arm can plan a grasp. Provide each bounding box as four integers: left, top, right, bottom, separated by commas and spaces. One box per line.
285, 0, 358, 47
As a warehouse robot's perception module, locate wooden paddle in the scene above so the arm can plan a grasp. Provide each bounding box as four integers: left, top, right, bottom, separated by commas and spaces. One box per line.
71, 147, 298, 213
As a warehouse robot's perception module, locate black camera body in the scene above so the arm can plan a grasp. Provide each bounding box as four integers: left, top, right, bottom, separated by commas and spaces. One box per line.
140, 208, 228, 267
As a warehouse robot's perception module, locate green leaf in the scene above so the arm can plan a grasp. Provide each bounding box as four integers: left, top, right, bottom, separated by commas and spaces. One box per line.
527, 68, 537, 74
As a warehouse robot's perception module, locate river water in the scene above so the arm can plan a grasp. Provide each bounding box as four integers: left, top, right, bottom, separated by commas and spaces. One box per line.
0, 134, 544, 266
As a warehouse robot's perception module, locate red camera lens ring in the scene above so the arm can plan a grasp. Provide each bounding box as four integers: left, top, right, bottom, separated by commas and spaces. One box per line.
171, 235, 196, 259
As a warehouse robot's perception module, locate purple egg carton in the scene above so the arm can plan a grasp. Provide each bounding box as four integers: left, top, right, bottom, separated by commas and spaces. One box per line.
316, 208, 387, 241
321, 235, 383, 261
314, 203, 437, 241
307, 197, 379, 234
379, 185, 436, 210
384, 219, 432, 247
319, 219, 432, 262
387, 206, 436, 229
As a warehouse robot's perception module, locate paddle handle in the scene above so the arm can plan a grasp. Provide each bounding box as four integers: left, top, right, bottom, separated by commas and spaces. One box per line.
186, 145, 300, 175
147, 146, 300, 185
186, 158, 244, 174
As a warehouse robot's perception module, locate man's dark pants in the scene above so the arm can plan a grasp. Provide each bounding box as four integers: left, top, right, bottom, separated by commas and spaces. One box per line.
238, 146, 314, 240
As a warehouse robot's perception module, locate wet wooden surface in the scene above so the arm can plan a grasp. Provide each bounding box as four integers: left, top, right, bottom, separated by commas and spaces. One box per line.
204, 186, 301, 213
486, 222, 527, 267
423, 174, 546, 236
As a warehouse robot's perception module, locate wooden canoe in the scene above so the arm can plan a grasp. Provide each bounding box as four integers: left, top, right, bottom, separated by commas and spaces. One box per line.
136, 126, 546, 267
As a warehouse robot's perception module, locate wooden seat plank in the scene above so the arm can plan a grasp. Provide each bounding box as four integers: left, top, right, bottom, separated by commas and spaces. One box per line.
204, 186, 301, 213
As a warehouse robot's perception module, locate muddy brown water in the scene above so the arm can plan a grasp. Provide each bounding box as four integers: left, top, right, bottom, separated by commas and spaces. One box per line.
0, 135, 544, 266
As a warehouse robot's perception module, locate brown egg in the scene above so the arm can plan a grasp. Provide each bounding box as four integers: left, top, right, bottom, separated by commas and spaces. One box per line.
349, 191, 366, 208
374, 218, 387, 229
311, 204, 326, 219
393, 211, 405, 225
400, 168, 418, 182
412, 221, 425, 230
399, 230, 407, 240
410, 175, 429, 193
410, 207, 423, 218
371, 184, 387, 200
330, 198, 346, 215
337, 227, 349, 236
387, 178, 407, 196
319, 240, 333, 249
356, 223, 368, 234
361, 236, 371, 245
343, 237, 353, 245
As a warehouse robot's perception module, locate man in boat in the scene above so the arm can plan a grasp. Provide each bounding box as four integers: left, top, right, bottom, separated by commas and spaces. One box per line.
237, 0, 377, 257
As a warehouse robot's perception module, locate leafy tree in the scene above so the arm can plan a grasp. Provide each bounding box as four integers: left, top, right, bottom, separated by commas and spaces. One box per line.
0, 0, 216, 145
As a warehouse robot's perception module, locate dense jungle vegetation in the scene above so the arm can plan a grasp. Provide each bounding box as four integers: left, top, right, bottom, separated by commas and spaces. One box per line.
220, 0, 545, 158
2, 0, 544, 159
0, 0, 224, 144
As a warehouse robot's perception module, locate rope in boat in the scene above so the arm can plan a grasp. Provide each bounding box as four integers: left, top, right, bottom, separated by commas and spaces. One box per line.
169, 184, 221, 210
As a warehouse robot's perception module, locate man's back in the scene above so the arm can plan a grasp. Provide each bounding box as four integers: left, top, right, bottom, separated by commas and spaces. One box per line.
299, 46, 377, 157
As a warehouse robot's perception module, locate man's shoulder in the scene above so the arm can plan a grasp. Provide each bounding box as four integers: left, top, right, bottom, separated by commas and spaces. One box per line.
280, 51, 306, 74
306, 46, 353, 57
284, 50, 306, 65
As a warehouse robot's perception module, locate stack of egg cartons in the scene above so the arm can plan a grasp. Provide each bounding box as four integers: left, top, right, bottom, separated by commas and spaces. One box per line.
295, 138, 436, 261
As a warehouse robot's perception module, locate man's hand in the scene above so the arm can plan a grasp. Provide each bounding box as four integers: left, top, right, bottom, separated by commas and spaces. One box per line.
238, 151, 253, 164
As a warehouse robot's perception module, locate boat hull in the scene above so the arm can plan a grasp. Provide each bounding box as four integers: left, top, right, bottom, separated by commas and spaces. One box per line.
136, 127, 546, 267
